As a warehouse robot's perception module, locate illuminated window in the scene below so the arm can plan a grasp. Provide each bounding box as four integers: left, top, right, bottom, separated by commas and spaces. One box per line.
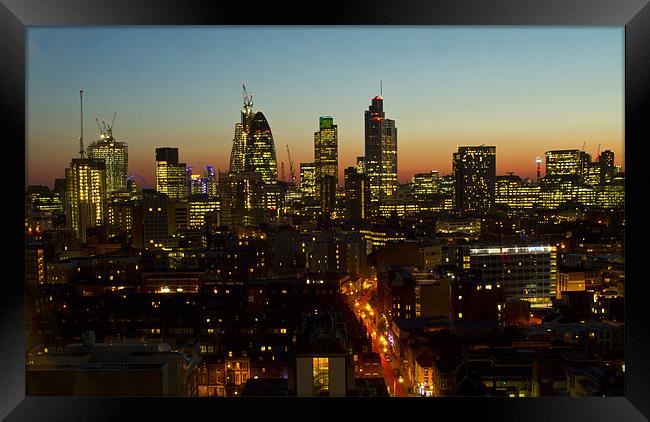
312, 357, 330, 396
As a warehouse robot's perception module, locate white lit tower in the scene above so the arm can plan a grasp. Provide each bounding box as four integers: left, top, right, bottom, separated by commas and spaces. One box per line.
65, 89, 108, 243
87, 110, 128, 193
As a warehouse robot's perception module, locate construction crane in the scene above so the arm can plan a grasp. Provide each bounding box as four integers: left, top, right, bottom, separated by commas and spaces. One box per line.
280, 162, 286, 182
581, 141, 586, 152
79, 89, 85, 157
96, 110, 118, 139
108, 110, 118, 137
596, 143, 601, 160
243, 83, 253, 109
286, 145, 296, 185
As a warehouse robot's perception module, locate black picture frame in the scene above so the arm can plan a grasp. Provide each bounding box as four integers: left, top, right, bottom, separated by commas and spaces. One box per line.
3, 0, 649, 420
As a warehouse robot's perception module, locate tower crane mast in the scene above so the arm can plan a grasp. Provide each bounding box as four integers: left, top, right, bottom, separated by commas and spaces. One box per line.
286, 145, 296, 185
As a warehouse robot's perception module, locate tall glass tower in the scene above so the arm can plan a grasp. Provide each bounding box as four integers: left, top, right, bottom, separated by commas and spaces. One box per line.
245, 111, 278, 185
314, 116, 338, 214
364, 95, 397, 214
229, 85, 255, 174
87, 132, 128, 194
65, 158, 107, 243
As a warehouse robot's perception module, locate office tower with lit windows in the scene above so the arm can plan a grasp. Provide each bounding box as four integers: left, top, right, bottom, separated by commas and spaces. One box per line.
86, 131, 128, 194
64, 158, 107, 243
599, 150, 616, 184
314, 116, 338, 214
205, 166, 218, 198
300, 163, 316, 199
189, 166, 217, 197
190, 174, 206, 196
455, 245, 557, 309
155, 147, 188, 200
453, 146, 496, 214
142, 189, 169, 249
188, 196, 220, 229
356, 157, 366, 175
230, 85, 255, 175
244, 112, 278, 185
244, 111, 279, 210
364, 95, 397, 214
409, 171, 439, 201
344, 166, 370, 225
495, 174, 541, 209
545, 150, 582, 177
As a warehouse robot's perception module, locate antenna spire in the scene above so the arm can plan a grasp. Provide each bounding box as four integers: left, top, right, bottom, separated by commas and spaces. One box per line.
380, 79, 383, 97
79, 89, 85, 157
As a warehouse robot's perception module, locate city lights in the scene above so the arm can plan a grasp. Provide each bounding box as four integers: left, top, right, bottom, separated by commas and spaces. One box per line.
25, 29, 625, 400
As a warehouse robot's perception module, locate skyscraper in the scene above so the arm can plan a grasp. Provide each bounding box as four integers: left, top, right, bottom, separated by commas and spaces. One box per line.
364, 94, 397, 214
142, 189, 168, 249
344, 166, 370, 224
409, 171, 439, 200
314, 116, 338, 214
300, 163, 316, 199
155, 147, 188, 200
545, 150, 581, 177
86, 120, 128, 194
244, 111, 279, 210
65, 158, 107, 243
453, 146, 496, 214
599, 150, 616, 184
244, 111, 278, 185
229, 85, 255, 175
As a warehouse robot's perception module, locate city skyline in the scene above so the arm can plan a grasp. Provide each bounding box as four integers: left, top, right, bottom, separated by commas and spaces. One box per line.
27, 27, 624, 188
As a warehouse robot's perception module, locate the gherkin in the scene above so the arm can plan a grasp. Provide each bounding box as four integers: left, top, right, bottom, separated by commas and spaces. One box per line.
244, 111, 278, 185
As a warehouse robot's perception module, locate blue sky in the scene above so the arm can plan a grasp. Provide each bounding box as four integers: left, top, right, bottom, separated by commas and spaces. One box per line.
27, 27, 624, 187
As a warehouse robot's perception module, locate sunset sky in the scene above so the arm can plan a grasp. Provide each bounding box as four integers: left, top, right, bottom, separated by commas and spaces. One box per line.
27, 27, 624, 189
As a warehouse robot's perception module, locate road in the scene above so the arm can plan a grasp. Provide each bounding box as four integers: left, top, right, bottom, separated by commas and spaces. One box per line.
346, 283, 411, 397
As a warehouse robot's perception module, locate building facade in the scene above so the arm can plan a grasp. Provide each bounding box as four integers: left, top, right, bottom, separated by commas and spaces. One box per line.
87, 135, 128, 194
65, 158, 107, 243
155, 147, 188, 200
314, 116, 338, 214
364, 95, 397, 214
453, 146, 496, 214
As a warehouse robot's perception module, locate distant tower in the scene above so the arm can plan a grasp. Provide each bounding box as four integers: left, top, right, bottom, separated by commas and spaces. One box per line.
345, 166, 370, 224
300, 163, 316, 199
364, 86, 397, 215
229, 84, 254, 174
453, 146, 496, 214
87, 110, 128, 194
599, 150, 615, 183
244, 110, 278, 185
205, 165, 217, 198
314, 116, 338, 214
155, 147, 188, 199
536, 157, 542, 184
65, 89, 107, 243
65, 159, 107, 243
545, 150, 581, 177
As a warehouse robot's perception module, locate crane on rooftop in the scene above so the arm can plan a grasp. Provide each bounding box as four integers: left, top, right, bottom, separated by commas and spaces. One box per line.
286, 145, 296, 185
